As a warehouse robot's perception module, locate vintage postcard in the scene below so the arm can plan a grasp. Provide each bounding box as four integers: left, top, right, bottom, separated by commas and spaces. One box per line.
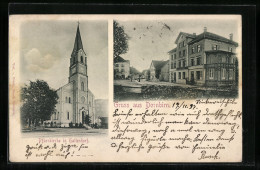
9, 15, 242, 162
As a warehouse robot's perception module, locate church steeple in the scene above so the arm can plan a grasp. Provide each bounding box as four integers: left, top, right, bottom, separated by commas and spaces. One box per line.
71, 23, 85, 56
73, 25, 83, 51
69, 22, 88, 78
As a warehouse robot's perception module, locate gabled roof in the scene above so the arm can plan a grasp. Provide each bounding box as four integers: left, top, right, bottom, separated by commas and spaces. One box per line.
114, 55, 129, 63
151, 60, 169, 70
168, 47, 177, 53
188, 32, 238, 47
71, 24, 86, 56
175, 32, 196, 44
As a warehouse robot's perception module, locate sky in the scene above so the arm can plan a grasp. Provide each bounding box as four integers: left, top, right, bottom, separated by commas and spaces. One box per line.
20, 20, 108, 99
118, 18, 240, 72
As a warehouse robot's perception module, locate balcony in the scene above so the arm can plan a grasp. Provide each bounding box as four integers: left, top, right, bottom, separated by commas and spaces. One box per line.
176, 66, 188, 70
205, 63, 235, 68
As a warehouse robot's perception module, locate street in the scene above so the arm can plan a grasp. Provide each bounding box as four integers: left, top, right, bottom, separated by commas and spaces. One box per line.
114, 79, 195, 88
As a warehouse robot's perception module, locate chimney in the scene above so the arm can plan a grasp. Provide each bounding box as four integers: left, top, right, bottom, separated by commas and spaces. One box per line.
193, 33, 196, 36
229, 33, 233, 41
204, 27, 207, 32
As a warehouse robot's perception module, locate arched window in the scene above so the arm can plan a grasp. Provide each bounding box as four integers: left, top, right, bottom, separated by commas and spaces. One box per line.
69, 97, 71, 103
81, 56, 83, 63
67, 112, 69, 120
81, 82, 84, 91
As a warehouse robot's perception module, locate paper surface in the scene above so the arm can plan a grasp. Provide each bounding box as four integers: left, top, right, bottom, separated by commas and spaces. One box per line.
9, 15, 242, 162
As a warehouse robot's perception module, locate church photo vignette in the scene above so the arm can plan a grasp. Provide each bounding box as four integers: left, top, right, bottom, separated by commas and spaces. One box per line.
19, 20, 109, 137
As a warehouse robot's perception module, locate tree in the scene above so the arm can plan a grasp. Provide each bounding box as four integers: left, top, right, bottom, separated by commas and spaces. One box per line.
20, 80, 58, 128
113, 21, 129, 58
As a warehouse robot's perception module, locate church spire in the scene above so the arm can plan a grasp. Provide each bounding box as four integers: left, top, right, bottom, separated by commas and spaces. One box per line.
72, 22, 84, 55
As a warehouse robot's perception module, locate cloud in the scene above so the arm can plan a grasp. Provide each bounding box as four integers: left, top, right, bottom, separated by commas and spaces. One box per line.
24, 48, 57, 72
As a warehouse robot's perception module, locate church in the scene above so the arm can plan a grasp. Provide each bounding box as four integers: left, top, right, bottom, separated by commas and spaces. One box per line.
49, 24, 95, 127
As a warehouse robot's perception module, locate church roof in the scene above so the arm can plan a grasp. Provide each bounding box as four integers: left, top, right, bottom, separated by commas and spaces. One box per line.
71, 24, 85, 55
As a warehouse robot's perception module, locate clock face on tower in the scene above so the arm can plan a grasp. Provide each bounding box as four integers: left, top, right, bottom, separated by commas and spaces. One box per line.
81, 96, 85, 103
79, 66, 85, 74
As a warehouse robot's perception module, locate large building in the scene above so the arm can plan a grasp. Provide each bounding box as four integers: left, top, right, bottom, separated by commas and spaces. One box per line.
149, 60, 169, 81
114, 56, 130, 79
169, 27, 238, 86
50, 24, 95, 127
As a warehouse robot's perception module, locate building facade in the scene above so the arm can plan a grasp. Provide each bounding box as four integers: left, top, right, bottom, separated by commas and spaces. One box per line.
149, 60, 168, 81
50, 24, 95, 127
169, 27, 238, 86
114, 56, 130, 79
159, 60, 169, 82
169, 32, 196, 84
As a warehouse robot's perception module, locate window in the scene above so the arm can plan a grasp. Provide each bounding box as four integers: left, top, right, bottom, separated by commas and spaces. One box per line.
81, 56, 83, 63
196, 71, 202, 80
174, 54, 176, 59
174, 62, 176, 68
171, 62, 174, 69
178, 72, 181, 79
69, 97, 71, 103
183, 50, 185, 56
222, 56, 226, 63
183, 72, 186, 79
81, 82, 84, 91
179, 61, 181, 68
229, 57, 233, 63
183, 41, 185, 47
179, 43, 181, 48
121, 69, 125, 73
197, 57, 201, 65
179, 51, 181, 57
67, 112, 69, 120
209, 68, 214, 79
221, 68, 226, 79
191, 59, 194, 66
197, 45, 201, 52
183, 60, 186, 67
115, 64, 119, 67
171, 55, 174, 60
229, 69, 233, 80
191, 47, 195, 54
212, 45, 219, 50
121, 64, 124, 67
